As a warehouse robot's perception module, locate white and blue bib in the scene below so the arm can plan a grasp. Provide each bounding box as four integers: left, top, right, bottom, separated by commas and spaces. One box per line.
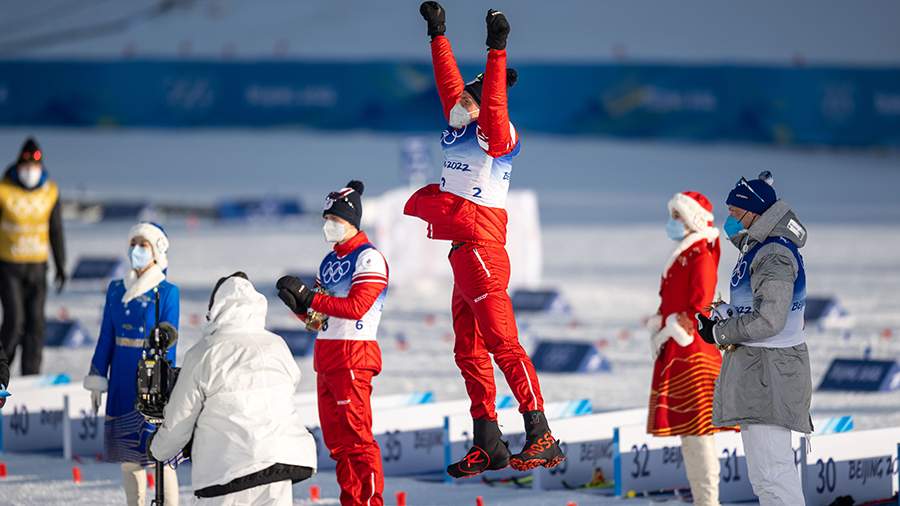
730, 236, 806, 348
439, 122, 520, 208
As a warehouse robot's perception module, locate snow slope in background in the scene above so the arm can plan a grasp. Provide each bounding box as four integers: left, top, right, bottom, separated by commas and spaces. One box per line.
2, 128, 900, 224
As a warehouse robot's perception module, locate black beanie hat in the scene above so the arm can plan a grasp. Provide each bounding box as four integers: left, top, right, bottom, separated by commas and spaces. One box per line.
18, 137, 42, 163
463, 68, 518, 105
323, 180, 364, 230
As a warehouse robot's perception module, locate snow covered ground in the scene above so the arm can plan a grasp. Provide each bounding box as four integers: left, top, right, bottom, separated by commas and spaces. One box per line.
1, 128, 899, 504
1, 218, 897, 505
0, 453, 690, 506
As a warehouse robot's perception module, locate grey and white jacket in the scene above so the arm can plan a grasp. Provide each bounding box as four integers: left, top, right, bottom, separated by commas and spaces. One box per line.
711, 200, 813, 433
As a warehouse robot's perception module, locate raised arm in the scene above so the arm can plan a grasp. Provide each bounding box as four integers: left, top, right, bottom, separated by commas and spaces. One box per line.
430, 36, 466, 120
420, 2, 464, 120
479, 10, 516, 158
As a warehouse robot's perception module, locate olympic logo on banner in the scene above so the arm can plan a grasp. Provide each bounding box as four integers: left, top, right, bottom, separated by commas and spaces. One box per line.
441, 124, 468, 145
322, 260, 352, 284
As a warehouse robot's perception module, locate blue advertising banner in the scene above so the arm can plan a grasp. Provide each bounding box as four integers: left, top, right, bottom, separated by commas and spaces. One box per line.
0, 59, 898, 147
818, 358, 900, 392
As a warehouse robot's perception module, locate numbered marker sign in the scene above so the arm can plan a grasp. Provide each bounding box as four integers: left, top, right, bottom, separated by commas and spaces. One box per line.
444, 399, 592, 485
304, 391, 437, 472
532, 408, 647, 491
614, 424, 806, 502
801, 427, 900, 505
62, 394, 105, 459
375, 399, 471, 476
1, 384, 82, 452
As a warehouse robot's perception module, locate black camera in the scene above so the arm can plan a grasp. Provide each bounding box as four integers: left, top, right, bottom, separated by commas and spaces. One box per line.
134, 288, 180, 506
135, 290, 179, 424
135, 326, 179, 423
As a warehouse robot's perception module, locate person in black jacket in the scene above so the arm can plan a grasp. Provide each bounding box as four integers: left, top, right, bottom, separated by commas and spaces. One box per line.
0, 137, 67, 375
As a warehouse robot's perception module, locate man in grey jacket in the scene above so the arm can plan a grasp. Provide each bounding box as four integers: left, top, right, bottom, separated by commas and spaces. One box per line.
696, 173, 812, 506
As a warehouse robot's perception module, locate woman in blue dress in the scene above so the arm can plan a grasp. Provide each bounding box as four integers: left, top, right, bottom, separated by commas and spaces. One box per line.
83, 222, 180, 506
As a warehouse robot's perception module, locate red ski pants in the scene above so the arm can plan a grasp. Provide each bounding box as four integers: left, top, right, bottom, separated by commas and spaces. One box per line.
317, 368, 384, 506
449, 242, 545, 421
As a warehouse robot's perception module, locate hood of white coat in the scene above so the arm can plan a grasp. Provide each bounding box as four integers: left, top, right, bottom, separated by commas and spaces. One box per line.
204, 277, 268, 335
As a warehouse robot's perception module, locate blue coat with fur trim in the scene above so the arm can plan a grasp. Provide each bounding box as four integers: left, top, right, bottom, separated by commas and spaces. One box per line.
89, 279, 179, 463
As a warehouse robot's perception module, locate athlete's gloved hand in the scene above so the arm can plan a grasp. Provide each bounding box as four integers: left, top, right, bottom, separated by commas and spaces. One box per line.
55, 269, 67, 294
83, 374, 108, 415
0, 385, 9, 409
695, 313, 717, 345
276, 276, 315, 315
419, 1, 446, 39
485, 9, 510, 50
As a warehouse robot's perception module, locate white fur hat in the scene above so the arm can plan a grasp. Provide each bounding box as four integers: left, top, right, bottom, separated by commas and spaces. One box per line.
128, 222, 170, 270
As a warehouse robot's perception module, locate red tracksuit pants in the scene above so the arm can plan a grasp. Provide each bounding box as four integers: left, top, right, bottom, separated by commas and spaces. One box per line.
449, 242, 545, 421
317, 368, 384, 506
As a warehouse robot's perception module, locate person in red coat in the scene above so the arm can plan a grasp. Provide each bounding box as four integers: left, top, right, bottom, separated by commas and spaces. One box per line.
404, 2, 564, 477
646, 191, 730, 506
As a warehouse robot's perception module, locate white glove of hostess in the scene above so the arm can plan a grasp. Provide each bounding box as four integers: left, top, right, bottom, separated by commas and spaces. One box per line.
83, 375, 108, 415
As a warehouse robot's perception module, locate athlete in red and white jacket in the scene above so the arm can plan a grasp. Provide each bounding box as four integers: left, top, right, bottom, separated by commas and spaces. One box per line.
277, 180, 387, 506
404, 2, 564, 477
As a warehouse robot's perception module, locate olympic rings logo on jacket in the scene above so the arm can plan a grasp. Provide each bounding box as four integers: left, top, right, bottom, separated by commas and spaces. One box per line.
322, 260, 352, 284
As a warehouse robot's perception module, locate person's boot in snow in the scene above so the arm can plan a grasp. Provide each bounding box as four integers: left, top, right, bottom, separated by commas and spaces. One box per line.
447, 418, 511, 478
509, 411, 565, 471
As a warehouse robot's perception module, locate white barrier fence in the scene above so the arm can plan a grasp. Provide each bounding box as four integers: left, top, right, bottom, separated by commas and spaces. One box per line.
531, 408, 647, 491
612, 416, 882, 504
800, 427, 900, 505
614, 424, 762, 501
0, 382, 104, 458
2, 381, 432, 461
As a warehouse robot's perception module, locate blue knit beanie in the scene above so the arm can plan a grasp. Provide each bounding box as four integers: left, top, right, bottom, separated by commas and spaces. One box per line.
726, 174, 777, 215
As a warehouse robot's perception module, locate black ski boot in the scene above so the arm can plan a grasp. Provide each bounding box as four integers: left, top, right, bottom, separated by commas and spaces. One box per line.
509, 410, 566, 471
447, 418, 511, 478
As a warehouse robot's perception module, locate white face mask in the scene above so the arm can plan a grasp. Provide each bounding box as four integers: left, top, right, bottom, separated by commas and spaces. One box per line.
449, 102, 476, 129
18, 167, 42, 189
323, 220, 347, 244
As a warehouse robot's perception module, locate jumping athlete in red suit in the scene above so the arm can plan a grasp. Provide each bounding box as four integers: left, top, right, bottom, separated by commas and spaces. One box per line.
404, 2, 565, 477
278, 180, 388, 506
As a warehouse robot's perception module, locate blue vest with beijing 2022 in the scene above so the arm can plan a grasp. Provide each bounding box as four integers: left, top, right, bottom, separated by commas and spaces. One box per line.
730, 236, 806, 348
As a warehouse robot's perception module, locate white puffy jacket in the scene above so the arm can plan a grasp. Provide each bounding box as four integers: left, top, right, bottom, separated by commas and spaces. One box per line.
150, 276, 317, 490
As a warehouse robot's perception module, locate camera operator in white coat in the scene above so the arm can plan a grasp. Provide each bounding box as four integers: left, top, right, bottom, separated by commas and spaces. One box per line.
150, 273, 317, 505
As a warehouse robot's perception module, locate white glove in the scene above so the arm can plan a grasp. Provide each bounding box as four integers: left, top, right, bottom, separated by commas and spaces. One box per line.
83, 375, 108, 415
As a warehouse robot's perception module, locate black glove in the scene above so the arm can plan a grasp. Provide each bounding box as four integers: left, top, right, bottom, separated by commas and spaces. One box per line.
695, 313, 717, 345
276, 276, 315, 315
55, 269, 67, 294
485, 9, 510, 50
419, 1, 446, 39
